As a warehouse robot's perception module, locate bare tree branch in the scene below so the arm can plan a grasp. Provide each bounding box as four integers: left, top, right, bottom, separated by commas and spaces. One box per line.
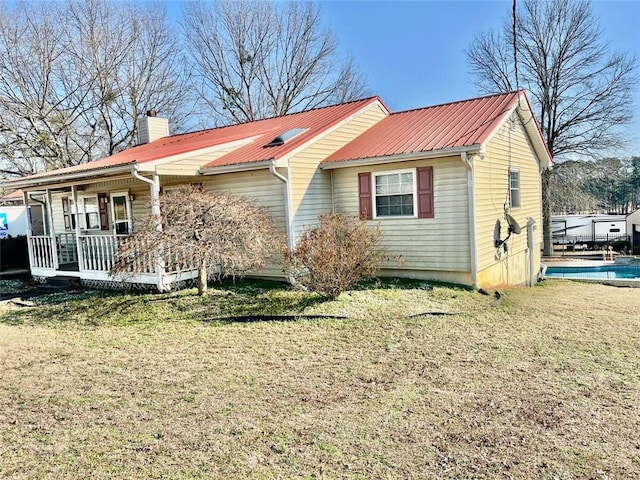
0, 0, 192, 177
182, 0, 369, 125
111, 187, 284, 295
466, 0, 638, 255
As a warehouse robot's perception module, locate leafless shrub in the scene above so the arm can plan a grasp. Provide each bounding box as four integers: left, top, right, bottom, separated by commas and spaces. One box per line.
285, 213, 386, 299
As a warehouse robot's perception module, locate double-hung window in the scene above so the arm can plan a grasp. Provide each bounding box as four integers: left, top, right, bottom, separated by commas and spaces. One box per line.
374, 170, 416, 217
359, 167, 434, 220
509, 169, 521, 209
82, 196, 100, 230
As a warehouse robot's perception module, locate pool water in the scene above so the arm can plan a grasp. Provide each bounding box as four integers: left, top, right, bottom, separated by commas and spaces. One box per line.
546, 264, 640, 280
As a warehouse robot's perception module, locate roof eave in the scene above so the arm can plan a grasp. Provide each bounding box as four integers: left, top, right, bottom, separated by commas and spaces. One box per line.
0, 162, 137, 189
516, 93, 553, 168
320, 145, 482, 170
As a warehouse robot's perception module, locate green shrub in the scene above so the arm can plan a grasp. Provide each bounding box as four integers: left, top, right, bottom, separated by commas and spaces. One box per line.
285, 213, 386, 299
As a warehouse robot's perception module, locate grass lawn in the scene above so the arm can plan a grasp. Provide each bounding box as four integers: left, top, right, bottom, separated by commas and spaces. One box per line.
1, 279, 639, 479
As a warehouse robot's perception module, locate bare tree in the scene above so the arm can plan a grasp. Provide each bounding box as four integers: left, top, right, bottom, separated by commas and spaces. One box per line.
182, 0, 368, 125
466, 0, 638, 255
548, 160, 598, 214
112, 187, 283, 295
0, 0, 191, 176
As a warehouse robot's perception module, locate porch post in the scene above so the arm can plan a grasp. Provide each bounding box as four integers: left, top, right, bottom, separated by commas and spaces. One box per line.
151, 173, 166, 290
45, 188, 59, 270
71, 185, 84, 270
132, 166, 166, 291
22, 189, 36, 270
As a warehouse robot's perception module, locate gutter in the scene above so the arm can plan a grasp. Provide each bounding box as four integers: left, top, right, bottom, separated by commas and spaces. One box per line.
320, 145, 482, 170
269, 160, 295, 250
132, 165, 166, 292
1, 163, 136, 189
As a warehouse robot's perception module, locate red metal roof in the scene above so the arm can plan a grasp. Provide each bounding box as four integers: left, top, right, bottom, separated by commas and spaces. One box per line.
6, 97, 384, 184
201, 97, 384, 169
1, 189, 23, 199
323, 91, 524, 164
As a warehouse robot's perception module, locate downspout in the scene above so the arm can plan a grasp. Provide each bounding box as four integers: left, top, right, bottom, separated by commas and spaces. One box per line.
461, 151, 479, 289
132, 165, 166, 291
269, 160, 295, 250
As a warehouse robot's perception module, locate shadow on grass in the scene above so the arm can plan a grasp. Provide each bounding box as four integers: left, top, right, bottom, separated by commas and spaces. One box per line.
0, 278, 330, 327
353, 276, 474, 292
0, 277, 470, 328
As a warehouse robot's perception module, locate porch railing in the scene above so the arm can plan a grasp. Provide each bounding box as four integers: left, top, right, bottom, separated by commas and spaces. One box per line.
31, 236, 55, 269
79, 235, 119, 271
57, 233, 78, 264
30, 233, 198, 276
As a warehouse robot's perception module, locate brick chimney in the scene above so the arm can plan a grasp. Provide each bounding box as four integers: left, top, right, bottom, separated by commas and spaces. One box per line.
138, 110, 169, 144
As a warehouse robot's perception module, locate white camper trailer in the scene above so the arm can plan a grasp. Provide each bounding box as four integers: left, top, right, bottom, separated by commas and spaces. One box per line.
552, 214, 627, 248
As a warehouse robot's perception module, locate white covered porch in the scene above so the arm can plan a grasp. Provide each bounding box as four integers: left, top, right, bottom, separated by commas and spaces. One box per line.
19, 167, 198, 290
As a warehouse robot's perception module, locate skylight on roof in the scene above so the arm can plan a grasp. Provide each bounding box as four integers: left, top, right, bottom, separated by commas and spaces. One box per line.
264, 128, 307, 148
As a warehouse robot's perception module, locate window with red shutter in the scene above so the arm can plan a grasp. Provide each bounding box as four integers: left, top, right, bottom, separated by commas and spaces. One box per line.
98, 193, 109, 230
416, 166, 434, 218
61, 197, 72, 230
358, 172, 372, 220
368, 167, 434, 219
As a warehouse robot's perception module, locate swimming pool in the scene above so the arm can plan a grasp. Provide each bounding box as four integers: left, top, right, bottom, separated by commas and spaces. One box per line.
545, 264, 640, 280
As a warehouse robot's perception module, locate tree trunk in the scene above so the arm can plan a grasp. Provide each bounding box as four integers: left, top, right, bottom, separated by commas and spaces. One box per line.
197, 262, 208, 296
542, 168, 553, 256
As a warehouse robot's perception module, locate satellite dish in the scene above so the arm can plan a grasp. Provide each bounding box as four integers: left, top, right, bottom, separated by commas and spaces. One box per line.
506, 213, 522, 235
495, 214, 522, 249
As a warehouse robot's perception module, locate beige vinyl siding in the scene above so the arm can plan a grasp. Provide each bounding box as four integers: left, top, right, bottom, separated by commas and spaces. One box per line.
201, 169, 286, 278
289, 103, 387, 238
474, 115, 543, 287
332, 157, 471, 276
48, 177, 151, 235
154, 146, 241, 176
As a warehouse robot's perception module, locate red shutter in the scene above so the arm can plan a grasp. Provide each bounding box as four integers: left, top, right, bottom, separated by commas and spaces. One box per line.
98, 193, 109, 230
61, 197, 71, 230
417, 166, 434, 219
358, 172, 372, 220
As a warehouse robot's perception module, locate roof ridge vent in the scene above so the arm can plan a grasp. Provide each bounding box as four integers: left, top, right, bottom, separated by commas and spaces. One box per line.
264, 128, 307, 148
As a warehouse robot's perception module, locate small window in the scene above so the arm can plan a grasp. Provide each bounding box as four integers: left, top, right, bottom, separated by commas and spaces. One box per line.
374, 170, 416, 217
609, 228, 620, 233
82, 196, 100, 230
509, 170, 520, 209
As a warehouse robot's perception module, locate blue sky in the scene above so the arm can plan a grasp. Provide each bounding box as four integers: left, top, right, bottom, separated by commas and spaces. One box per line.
319, 0, 640, 156
317, 0, 640, 157
164, 0, 639, 155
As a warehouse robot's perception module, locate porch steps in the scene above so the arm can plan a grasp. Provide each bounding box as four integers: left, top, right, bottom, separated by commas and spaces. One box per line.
37, 276, 83, 293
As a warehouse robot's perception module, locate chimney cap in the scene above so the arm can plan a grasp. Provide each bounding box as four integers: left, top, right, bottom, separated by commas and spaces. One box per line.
146, 109, 157, 117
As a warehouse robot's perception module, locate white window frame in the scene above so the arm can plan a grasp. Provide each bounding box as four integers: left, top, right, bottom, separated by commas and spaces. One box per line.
79, 194, 101, 231
509, 169, 521, 209
111, 191, 132, 235
372, 168, 418, 219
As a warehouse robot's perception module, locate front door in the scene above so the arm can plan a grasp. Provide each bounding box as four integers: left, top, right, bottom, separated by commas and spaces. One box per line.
111, 192, 132, 235
29, 204, 47, 236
